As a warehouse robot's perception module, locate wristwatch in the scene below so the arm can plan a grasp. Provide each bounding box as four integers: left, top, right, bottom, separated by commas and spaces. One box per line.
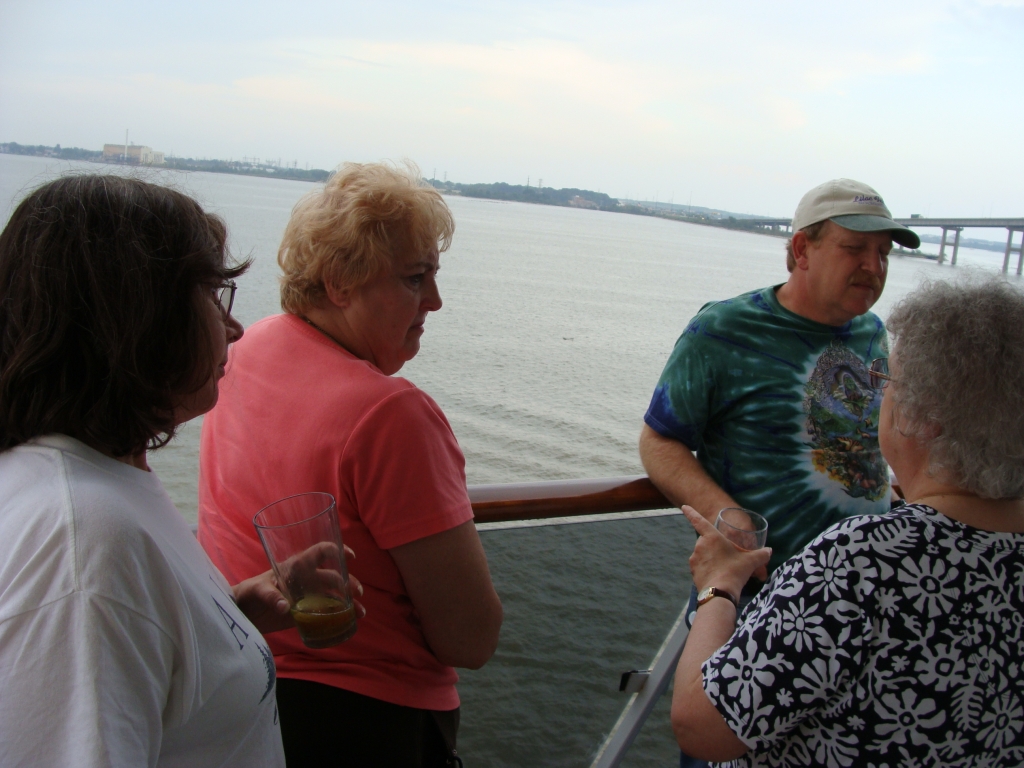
696, 586, 739, 609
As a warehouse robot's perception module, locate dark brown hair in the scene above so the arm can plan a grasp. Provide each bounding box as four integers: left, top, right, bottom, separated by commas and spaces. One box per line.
0, 175, 249, 457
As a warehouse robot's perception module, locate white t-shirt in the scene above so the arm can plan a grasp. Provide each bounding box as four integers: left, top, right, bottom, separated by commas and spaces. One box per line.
0, 435, 286, 768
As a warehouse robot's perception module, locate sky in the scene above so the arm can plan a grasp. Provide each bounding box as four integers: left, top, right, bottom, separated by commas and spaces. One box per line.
2, 0, 1023, 218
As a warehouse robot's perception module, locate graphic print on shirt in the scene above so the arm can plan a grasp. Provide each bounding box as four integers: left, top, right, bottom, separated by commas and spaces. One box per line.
803, 340, 887, 501
212, 593, 250, 650
210, 580, 278, 708
257, 641, 276, 703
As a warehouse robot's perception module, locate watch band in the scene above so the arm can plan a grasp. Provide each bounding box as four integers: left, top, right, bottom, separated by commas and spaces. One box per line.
697, 586, 739, 609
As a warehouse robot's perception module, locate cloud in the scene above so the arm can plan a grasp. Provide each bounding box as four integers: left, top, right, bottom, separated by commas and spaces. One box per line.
233, 76, 371, 112
802, 52, 931, 91
1, 0, 1022, 212
292, 37, 675, 116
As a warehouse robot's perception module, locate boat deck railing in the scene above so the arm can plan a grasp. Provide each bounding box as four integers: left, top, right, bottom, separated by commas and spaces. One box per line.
469, 475, 686, 768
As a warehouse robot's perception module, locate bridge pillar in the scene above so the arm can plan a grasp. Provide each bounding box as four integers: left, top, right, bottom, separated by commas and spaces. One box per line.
937, 226, 963, 265
1002, 228, 1024, 275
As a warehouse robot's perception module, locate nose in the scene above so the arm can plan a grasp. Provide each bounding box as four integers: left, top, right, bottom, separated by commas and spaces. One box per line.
225, 311, 244, 343
423, 276, 442, 312
863, 249, 887, 276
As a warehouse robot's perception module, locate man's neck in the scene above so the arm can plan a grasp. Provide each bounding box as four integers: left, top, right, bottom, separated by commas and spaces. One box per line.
775, 281, 853, 327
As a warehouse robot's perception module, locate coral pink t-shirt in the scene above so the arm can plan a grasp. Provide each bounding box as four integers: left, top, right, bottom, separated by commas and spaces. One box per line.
198, 314, 473, 711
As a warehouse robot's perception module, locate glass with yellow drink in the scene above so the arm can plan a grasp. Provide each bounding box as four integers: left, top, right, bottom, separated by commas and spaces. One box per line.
254, 492, 357, 648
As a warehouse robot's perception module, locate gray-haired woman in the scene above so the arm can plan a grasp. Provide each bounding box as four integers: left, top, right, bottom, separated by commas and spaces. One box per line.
671, 275, 1024, 766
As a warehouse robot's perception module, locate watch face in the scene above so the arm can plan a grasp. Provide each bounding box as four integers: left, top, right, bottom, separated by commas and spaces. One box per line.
697, 586, 736, 607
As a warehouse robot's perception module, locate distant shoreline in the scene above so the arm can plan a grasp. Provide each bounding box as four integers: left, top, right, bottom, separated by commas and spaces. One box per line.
0, 142, 996, 256
0, 142, 330, 184
3, 141, 789, 239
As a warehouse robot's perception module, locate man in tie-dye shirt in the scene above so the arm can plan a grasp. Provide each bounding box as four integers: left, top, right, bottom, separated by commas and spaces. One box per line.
643, 181, 921, 768
641, 179, 921, 580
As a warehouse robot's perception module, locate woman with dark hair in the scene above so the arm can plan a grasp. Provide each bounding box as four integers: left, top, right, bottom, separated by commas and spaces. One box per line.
0, 175, 299, 766
671, 275, 1024, 766
198, 161, 502, 767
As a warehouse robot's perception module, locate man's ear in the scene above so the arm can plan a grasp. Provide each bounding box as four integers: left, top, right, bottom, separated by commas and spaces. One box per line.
791, 231, 811, 271
324, 280, 350, 309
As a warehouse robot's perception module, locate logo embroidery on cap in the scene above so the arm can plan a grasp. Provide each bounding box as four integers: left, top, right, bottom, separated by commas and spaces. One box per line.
853, 195, 884, 205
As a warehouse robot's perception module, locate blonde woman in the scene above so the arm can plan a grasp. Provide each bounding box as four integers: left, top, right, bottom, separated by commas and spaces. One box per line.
198, 162, 502, 767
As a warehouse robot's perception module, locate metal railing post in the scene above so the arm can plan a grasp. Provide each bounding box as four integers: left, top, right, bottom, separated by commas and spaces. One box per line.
589, 607, 690, 768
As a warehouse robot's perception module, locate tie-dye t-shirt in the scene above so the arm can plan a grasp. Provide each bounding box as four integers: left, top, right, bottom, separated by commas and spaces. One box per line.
644, 285, 890, 573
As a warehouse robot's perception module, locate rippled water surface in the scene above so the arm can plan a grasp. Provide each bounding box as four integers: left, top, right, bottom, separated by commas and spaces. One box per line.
2, 154, 1016, 766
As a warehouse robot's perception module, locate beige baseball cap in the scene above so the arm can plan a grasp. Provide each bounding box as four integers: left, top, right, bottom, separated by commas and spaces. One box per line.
792, 179, 920, 249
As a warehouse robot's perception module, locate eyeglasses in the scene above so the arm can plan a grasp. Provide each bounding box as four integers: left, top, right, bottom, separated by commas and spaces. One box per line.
869, 357, 894, 389
213, 280, 237, 316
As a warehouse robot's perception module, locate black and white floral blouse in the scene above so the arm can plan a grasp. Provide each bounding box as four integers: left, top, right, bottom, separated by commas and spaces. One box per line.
703, 504, 1024, 767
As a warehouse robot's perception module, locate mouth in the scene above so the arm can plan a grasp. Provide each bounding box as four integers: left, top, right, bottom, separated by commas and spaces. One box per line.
850, 279, 882, 294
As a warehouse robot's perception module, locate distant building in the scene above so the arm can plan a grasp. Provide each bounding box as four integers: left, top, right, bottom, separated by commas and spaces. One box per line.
568, 195, 598, 210
102, 143, 165, 165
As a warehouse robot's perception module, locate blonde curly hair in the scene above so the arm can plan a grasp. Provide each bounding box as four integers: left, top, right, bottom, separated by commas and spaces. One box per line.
278, 161, 454, 313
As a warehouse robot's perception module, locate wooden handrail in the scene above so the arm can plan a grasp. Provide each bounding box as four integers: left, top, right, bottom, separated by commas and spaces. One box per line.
469, 475, 673, 525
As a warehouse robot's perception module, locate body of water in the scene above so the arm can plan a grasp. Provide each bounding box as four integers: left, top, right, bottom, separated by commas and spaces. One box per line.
2, 153, 1017, 766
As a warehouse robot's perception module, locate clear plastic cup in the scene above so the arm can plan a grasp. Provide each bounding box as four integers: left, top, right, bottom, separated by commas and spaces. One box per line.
254, 492, 357, 648
714, 507, 768, 551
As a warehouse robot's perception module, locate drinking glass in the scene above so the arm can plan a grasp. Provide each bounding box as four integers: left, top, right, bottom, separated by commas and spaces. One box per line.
714, 507, 768, 551
254, 492, 357, 648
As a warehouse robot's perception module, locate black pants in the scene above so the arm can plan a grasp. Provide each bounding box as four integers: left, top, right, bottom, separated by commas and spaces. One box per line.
276, 677, 460, 767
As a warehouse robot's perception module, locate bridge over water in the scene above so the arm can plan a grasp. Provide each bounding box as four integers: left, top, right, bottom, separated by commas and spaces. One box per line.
744, 217, 1024, 274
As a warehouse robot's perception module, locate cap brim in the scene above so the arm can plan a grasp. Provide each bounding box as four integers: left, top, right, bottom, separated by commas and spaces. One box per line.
830, 214, 921, 249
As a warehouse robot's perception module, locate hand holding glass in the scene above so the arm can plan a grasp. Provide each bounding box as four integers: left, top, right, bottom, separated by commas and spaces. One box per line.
254, 492, 358, 648
714, 507, 768, 551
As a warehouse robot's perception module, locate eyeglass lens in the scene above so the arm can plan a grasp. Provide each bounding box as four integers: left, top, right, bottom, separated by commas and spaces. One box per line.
216, 283, 236, 315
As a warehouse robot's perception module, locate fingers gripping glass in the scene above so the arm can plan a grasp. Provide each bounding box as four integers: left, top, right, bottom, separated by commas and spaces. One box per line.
869, 357, 894, 389
254, 492, 358, 648
213, 280, 237, 316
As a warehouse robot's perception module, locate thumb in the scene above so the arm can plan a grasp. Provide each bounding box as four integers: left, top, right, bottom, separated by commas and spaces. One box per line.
747, 545, 772, 570
255, 578, 290, 614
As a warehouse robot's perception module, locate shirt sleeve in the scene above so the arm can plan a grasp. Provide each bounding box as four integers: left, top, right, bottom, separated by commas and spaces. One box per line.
700, 521, 879, 751
0, 591, 178, 768
644, 314, 716, 450
342, 386, 474, 550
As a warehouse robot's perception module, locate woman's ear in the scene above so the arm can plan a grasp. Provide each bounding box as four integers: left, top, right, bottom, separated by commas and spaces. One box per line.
323, 281, 350, 309
919, 419, 942, 441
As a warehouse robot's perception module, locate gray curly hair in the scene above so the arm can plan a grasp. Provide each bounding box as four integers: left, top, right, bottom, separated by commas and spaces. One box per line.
886, 274, 1024, 499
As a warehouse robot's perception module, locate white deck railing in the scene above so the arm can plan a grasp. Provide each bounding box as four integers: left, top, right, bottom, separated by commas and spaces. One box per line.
469, 476, 684, 768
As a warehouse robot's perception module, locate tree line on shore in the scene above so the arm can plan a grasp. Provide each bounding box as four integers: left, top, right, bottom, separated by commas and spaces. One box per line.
427, 179, 619, 212
4, 141, 782, 236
